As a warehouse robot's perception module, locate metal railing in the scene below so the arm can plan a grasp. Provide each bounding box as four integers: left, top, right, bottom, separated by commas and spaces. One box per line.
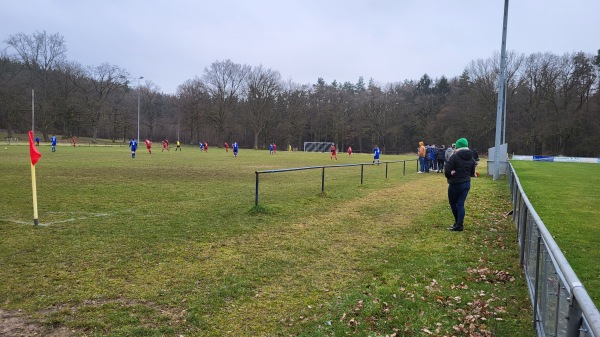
254, 160, 417, 206
508, 163, 600, 337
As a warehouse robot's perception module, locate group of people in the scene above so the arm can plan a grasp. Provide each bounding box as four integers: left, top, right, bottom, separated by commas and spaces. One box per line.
328, 145, 380, 163
128, 139, 239, 158
35, 135, 76, 151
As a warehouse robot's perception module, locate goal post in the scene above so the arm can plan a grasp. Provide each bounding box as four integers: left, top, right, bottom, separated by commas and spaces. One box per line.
303, 142, 335, 152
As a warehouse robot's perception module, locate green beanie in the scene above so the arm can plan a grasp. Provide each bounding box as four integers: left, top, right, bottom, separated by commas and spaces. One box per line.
455, 138, 468, 149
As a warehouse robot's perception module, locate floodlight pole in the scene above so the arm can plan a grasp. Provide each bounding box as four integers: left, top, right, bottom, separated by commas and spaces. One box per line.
137, 76, 143, 143
493, 0, 509, 180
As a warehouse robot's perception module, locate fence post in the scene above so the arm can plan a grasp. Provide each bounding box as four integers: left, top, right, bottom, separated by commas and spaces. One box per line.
255, 171, 259, 207
321, 166, 325, 192
533, 235, 542, 332
385, 162, 388, 179
566, 294, 583, 337
403, 161, 406, 176
360, 164, 364, 184
519, 205, 528, 267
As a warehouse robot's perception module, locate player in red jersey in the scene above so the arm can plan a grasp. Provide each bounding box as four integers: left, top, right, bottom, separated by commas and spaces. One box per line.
145, 139, 152, 154
204, 142, 208, 152
330, 144, 337, 160
347, 146, 352, 157
224, 142, 229, 152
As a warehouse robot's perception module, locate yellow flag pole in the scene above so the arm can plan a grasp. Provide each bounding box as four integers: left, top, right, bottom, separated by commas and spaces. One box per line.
31, 162, 39, 226
31, 89, 39, 226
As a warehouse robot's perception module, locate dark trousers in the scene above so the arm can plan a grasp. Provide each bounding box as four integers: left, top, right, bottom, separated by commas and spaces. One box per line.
437, 159, 445, 172
448, 181, 471, 228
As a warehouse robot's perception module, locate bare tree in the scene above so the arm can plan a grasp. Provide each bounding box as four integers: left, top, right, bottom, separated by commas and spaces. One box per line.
202, 60, 250, 141
80, 63, 129, 143
5, 31, 67, 139
246, 65, 281, 149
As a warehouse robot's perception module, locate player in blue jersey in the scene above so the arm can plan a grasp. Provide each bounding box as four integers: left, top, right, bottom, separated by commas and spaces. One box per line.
129, 138, 137, 158
51, 135, 57, 152
233, 142, 239, 157
373, 145, 381, 164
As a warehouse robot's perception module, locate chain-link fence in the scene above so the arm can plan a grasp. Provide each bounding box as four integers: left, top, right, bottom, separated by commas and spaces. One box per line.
508, 163, 600, 337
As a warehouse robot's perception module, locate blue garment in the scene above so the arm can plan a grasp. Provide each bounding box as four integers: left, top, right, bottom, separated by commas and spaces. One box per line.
373, 147, 380, 159
129, 140, 137, 158
419, 157, 425, 172
448, 181, 471, 227
233, 142, 239, 155
51, 136, 57, 152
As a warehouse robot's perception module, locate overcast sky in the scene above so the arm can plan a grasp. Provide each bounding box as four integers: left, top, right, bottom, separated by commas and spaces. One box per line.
1, 0, 598, 94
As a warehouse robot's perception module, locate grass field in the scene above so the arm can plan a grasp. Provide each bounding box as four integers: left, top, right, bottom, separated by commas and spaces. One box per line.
509, 160, 600, 304
0, 143, 534, 336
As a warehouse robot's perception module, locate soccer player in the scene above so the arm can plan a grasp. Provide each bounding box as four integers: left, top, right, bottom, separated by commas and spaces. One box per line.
330, 144, 337, 160
204, 142, 208, 152
145, 139, 152, 154
175, 140, 181, 151
347, 146, 352, 157
35, 136, 40, 146
224, 142, 229, 152
273, 143, 277, 154
51, 135, 57, 152
233, 142, 239, 157
373, 145, 381, 165
269, 143, 274, 154
72, 136, 76, 147
129, 138, 137, 158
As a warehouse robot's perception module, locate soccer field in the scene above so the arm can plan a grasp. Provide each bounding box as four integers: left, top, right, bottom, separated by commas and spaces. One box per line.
0, 145, 534, 336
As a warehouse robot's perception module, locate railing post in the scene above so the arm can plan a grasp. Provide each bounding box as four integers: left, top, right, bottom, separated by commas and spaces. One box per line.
385, 162, 388, 179
255, 171, 259, 207
403, 161, 406, 176
321, 166, 325, 192
360, 164, 364, 185
519, 208, 528, 267
566, 290, 583, 337
533, 235, 542, 332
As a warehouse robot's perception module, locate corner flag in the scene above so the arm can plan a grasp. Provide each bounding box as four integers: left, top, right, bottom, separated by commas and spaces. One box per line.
28, 131, 41, 165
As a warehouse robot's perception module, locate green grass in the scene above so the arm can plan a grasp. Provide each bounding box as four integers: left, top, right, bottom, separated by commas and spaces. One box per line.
0, 143, 533, 336
510, 160, 600, 304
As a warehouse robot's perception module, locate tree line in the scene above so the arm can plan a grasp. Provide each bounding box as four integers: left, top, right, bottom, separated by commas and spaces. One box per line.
1, 31, 599, 156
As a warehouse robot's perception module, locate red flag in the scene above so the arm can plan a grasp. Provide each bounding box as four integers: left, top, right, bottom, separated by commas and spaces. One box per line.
28, 131, 41, 166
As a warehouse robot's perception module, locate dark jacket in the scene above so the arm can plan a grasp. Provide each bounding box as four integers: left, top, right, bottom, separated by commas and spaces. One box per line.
445, 148, 476, 184
436, 147, 446, 160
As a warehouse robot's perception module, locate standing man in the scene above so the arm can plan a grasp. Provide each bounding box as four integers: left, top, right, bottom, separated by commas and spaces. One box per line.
224, 142, 229, 152
175, 140, 181, 151
372, 145, 381, 164
418, 141, 426, 173
72, 136, 76, 147
436, 145, 446, 173
51, 135, 57, 152
445, 138, 476, 232
145, 139, 152, 154
233, 142, 239, 157
269, 143, 274, 155
445, 143, 455, 168
347, 146, 352, 157
129, 138, 138, 158
35, 136, 40, 146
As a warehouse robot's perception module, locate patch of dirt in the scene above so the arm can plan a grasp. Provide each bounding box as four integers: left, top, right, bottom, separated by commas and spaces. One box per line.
0, 309, 74, 337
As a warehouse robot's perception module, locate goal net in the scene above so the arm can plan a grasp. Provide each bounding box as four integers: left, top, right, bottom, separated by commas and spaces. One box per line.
303, 142, 335, 152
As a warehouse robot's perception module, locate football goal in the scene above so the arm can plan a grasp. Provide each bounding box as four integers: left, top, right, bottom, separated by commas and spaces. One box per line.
303, 142, 335, 152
